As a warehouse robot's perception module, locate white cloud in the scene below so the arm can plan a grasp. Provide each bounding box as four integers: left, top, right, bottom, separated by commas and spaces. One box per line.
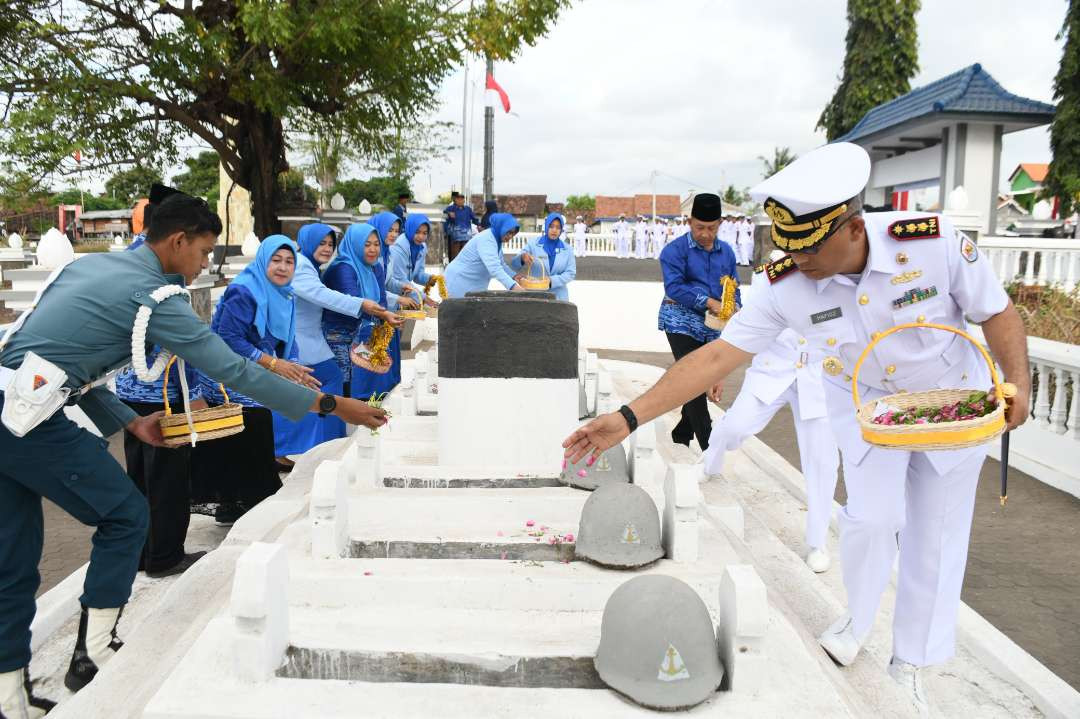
421, 0, 1064, 202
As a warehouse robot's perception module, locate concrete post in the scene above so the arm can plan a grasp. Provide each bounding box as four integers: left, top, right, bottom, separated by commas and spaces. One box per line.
230, 543, 290, 681
662, 464, 701, 562
584, 352, 599, 416
717, 565, 769, 693
596, 370, 617, 415
310, 460, 349, 559
628, 420, 657, 486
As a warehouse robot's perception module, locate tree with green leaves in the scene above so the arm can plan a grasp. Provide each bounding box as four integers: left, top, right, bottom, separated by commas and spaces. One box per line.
332, 177, 409, 211
758, 147, 798, 179
565, 194, 595, 211
722, 185, 748, 207
104, 165, 162, 205
172, 151, 221, 207
1046, 0, 1080, 217
817, 0, 920, 141
0, 0, 568, 237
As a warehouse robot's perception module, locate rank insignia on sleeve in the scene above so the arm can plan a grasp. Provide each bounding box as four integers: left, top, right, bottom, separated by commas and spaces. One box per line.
765, 254, 797, 283
960, 234, 978, 263
888, 217, 940, 241
753, 262, 768, 274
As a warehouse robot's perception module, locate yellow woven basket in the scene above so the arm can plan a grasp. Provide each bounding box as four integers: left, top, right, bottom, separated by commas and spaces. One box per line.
853, 322, 1006, 451
158, 356, 244, 448
704, 312, 727, 330
396, 309, 427, 321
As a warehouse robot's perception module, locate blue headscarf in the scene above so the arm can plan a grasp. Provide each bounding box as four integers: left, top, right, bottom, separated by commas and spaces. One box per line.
403, 214, 430, 268
228, 234, 298, 349
328, 222, 382, 302
538, 212, 564, 272
488, 213, 520, 250
296, 223, 336, 273
370, 211, 401, 269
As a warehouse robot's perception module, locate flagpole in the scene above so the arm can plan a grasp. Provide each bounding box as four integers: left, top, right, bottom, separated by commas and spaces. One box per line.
460, 62, 469, 195
483, 55, 494, 202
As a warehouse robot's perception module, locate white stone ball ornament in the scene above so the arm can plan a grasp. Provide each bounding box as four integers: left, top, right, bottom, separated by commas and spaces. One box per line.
37, 227, 74, 269
330, 192, 346, 211
359, 199, 372, 214
1032, 200, 1053, 221
241, 231, 260, 257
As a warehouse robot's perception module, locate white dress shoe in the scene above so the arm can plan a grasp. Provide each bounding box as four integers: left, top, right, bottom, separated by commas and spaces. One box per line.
818, 614, 862, 666
805, 547, 831, 573
887, 656, 930, 717
0, 667, 55, 719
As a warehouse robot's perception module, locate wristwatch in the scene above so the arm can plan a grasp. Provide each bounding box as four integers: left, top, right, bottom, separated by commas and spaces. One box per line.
617, 404, 638, 433
317, 394, 337, 417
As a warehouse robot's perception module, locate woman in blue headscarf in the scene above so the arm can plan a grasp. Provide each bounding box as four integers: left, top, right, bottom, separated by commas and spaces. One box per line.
323, 223, 403, 399
443, 212, 524, 298
388, 214, 439, 305
193, 236, 320, 524
371, 210, 421, 313
510, 212, 577, 301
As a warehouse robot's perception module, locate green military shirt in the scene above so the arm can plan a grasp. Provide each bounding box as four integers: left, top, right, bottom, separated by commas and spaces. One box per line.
0, 245, 317, 435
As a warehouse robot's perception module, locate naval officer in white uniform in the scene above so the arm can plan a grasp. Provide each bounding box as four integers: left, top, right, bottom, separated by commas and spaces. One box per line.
703, 252, 839, 574
563, 142, 1030, 716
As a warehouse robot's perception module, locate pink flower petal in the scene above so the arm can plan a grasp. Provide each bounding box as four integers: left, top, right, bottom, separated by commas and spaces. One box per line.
496, 530, 503, 537
525, 520, 535, 527
564, 533, 575, 542
562, 459, 567, 470
577, 469, 588, 478
500, 552, 507, 560
363, 571, 373, 576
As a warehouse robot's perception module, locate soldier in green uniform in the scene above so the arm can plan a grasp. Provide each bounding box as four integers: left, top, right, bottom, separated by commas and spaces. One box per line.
0, 194, 386, 717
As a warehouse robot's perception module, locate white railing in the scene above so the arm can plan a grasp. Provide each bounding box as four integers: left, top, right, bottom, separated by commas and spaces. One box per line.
505, 231, 661, 257
970, 326, 1080, 499
979, 236, 1080, 292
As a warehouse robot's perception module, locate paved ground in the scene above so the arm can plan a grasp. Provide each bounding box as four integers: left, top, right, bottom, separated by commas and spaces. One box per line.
33, 255, 1078, 691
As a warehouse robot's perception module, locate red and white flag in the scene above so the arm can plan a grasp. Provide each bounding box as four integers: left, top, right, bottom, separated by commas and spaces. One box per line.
73, 148, 81, 164
485, 72, 511, 114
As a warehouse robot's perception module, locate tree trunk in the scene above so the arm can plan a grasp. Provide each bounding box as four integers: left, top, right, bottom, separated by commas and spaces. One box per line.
237, 106, 288, 238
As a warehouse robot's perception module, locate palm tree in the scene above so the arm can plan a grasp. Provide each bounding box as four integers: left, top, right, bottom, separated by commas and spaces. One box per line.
758, 147, 798, 179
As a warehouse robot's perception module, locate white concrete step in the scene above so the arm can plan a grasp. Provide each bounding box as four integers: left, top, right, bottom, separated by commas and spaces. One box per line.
288, 558, 732, 614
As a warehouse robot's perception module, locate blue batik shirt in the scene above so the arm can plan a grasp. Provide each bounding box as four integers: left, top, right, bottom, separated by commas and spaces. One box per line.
658, 233, 741, 343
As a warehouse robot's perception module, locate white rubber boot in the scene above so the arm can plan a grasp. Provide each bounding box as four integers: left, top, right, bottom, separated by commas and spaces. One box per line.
0, 667, 55, 718
64, 606, 124, 693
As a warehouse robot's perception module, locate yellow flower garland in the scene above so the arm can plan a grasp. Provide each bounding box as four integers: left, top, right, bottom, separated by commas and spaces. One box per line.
718, 275, 738, 320
424, 275, 448, 301
368, 321, 395, 366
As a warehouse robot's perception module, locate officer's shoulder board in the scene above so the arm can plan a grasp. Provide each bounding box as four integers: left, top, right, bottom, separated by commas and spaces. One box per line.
888, 216, 941, 241
765, 254, 797, 283
753, 262, 768, 275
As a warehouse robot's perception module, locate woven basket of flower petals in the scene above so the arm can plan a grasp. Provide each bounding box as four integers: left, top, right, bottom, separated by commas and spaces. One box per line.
853, 323, 1012, 451
157, 356, 244, 447
351, 322, 394, 375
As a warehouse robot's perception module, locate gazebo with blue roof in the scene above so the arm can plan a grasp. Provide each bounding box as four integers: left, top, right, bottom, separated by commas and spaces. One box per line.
835, 63, 1054, 235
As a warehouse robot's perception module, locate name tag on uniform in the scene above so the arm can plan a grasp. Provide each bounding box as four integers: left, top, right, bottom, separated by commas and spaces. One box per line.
810, 307, 842, 324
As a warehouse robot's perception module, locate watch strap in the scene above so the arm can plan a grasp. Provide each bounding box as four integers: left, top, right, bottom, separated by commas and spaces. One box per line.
617, 404, 638, 433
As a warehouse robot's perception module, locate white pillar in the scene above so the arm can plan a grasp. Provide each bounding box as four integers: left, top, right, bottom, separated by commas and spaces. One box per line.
717, 564, 769, 693
596, 370, 617, 415
662, 464, 701, 562
584, 352, 599, 416
310, 460, 349, 559
628, 420, 657, 486
230, 543, 290, 682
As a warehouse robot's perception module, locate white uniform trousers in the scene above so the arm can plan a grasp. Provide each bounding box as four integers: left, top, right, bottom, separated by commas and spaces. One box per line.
839, 445, 984, 666
615, 233, 628, 258
737, 236, 754, 265
705, 383, 838, 550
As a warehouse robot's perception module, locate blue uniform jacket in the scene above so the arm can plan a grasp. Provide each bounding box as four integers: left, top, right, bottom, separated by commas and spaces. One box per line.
443, 214, 520, 297
322, 261, 386, 339
292, 254, 364, 366
388, 234, 432, 299
201, 284, 297, 407
510, 237, 576, 301
0, 245, 316, 434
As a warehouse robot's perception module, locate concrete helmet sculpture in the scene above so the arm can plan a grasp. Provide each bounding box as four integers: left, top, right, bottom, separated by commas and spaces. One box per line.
595, 574, 724, 710
561, 443, 629, 491
575, 483, 663, 568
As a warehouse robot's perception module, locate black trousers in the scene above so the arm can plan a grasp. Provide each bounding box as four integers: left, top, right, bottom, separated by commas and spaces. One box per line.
123, 400, 191, 573
189, 406, 281, 507
665, 332, 712, 450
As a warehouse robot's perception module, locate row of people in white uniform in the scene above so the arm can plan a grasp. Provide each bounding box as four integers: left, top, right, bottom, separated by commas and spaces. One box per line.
608, 215, 755, 263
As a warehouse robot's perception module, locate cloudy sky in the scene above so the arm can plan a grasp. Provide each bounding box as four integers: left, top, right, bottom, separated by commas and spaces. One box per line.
416, 0, 1065, 203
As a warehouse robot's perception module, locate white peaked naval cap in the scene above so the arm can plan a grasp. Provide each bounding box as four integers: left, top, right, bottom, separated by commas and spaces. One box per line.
749, 142, 871, 216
